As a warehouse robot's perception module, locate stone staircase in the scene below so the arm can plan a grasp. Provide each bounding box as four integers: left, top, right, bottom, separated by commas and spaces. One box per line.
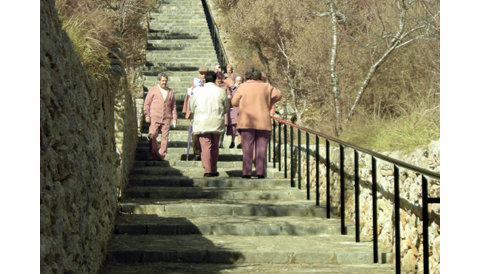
141, 0, 218, 94
98, 109, 396, 273
98, 0, 396, 272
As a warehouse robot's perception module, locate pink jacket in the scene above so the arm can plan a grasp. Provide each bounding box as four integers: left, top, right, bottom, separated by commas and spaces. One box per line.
232, 80, 282, 131
144, 85, 177, 123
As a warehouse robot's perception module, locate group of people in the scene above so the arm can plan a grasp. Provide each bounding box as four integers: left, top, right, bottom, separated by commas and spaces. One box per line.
143, 65, 282, 178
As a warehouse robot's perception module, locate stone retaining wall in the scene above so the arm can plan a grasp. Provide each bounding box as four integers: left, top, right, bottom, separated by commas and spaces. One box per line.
272, 138, 440, 274
40, 0, 139, 272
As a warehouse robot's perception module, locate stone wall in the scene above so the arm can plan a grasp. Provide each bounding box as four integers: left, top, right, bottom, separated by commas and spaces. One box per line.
272, 138, 440, 274
40, 0, 139, 272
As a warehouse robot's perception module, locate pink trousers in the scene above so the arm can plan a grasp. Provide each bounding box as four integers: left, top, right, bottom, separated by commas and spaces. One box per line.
198, 133, 221, 173
238, 129, 270, 176
148, 120, 171, 157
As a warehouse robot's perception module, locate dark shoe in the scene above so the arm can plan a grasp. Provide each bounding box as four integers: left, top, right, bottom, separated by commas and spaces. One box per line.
204, 173, 213, 177
194, 155, 201, 161
242, 175, 251, 179
148, 154, 155, 160
158, 155, 165, 161
237, 144, 242, 149
257, 175, 265, 179
229, 142, 235, 148
212, 172, 220, 177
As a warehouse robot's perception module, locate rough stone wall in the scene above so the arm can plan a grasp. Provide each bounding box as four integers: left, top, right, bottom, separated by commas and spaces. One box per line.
273, 139, 440, 274
40, 0, 139, 272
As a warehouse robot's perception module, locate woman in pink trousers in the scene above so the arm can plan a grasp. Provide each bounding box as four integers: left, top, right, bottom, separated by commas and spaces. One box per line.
231, 67, 282, 179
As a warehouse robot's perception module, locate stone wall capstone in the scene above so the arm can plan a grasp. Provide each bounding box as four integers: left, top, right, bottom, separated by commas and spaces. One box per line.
40, 0, 139, 272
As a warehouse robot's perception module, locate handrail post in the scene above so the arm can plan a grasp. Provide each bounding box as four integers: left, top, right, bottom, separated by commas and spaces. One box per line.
355, 150, 360, 242
298, 128, 302, 190
372, 157, 378, 263
306, 133, 310, 200
273, 121, 276, 168
315, 136, 319, 206
278, 122, 282, 172
284, 123, 287, 179
394, 165, 401, 274
340, 145, 346, 235
290, 126, 294, 187
422, 175, 429, 274
326, 139, 331, 219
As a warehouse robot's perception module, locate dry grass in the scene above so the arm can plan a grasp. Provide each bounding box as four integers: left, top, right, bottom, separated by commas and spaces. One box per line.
55, 0, 158, 79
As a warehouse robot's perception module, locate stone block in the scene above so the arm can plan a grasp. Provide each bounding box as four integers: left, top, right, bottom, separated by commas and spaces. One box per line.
148, 224, 177, 235
256, 225, 282, 235
115, 224, 146, 234
143, 251, 177, 262
211, 225, 255, 236
107, 251, 142, 263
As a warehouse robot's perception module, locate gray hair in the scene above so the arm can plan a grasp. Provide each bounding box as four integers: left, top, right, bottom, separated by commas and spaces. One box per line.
157, 73, 168, 80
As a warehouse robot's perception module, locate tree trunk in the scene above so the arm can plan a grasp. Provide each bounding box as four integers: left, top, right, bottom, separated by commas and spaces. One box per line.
328, 0, 342, 136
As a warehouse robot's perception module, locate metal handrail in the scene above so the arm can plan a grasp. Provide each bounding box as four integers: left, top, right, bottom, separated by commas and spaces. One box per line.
272, 117, 439, 179
269, 116, 440, 274
201, 0, 230, 66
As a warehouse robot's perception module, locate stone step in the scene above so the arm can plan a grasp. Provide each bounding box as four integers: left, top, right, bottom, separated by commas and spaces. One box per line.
147, 33, 211, 40
146, 52, 217, 59
114, 215, 353, 236
143, 59, 218, 66
147, 40, 214, 46
122, 186, 306, 200
143, 80, 201, 87
120, 198, 336, 217
150, 15, 207, 20
129, 166, 288, 179
146, 44, 214, 51
143, 75, 205, 82
99, 261, 396, 274
149, 22, 209, 27
105, 234, 389, 264
128, 175, 295, 189
134, 146, 244, 155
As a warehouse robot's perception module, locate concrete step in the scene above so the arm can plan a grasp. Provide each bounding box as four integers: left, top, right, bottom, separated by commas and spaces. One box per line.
122, 186, 307, 200
99, 261, 396, 274
119, 198, 336, 217
105, 234, 390, 264
127, 175, 295, 189
114, 215, 353, 236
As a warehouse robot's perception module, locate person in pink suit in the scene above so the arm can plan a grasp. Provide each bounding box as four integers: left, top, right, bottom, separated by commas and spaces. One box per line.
143, 73, 177, 161
226, 75, 244, 148
232, 66, 282, 179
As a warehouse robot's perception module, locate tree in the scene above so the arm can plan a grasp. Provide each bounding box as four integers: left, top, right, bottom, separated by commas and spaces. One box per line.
314, 0, 439, 135
212, 0, 439, 137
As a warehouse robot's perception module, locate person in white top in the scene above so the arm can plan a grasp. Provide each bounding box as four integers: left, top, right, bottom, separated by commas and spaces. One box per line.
189, 71, 229, 177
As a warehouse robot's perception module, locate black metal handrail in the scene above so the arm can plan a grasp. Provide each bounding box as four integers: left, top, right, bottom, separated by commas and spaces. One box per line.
201, 0, 230, 67
269, 117, 440, 274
